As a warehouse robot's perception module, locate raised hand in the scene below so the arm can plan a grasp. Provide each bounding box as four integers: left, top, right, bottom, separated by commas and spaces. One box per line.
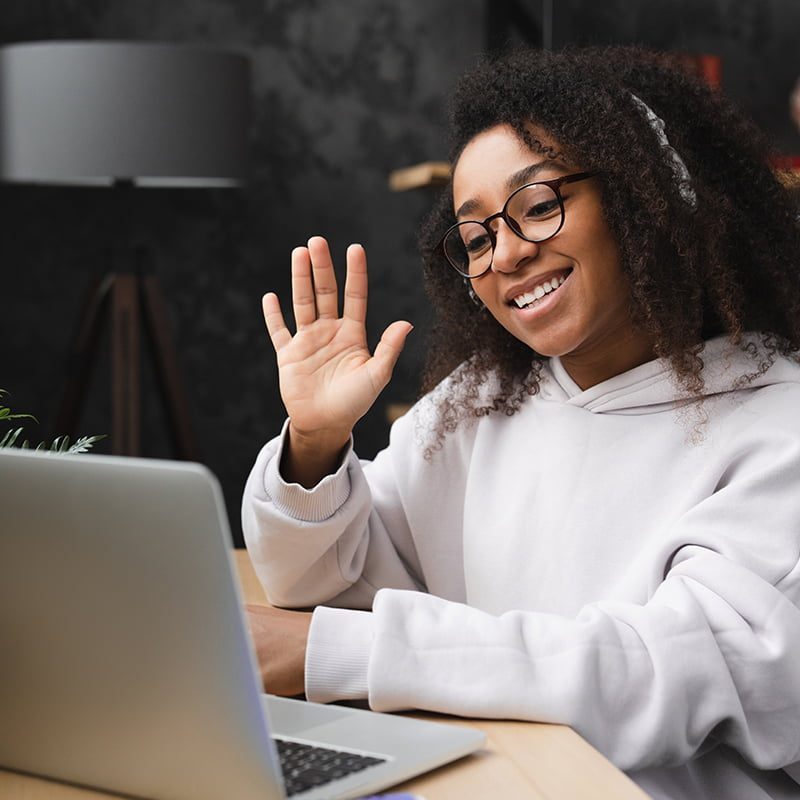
263, 237, 412, 487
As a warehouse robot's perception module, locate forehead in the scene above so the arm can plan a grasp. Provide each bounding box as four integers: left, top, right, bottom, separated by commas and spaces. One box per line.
452, 123, 567, 207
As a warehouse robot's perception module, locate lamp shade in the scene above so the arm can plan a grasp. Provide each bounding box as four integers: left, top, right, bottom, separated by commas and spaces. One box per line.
0, 41, 250, 186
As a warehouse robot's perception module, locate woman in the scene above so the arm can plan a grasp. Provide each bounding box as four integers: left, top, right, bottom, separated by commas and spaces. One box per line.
242, 46, 800, 800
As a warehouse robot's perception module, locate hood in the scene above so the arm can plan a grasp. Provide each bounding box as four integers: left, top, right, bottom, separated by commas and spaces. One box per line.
542, 334, 800, 415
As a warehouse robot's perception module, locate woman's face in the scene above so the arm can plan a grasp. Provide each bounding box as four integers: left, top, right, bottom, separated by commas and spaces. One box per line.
451, 124, 654, 388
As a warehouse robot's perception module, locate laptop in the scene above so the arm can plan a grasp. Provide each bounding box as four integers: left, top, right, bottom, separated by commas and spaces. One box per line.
0, 448, 485, 800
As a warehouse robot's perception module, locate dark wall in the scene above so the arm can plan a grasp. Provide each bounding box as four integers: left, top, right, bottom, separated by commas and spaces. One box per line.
555, 0, 800, 152
3, 1, 799, 545
1, 1, 483, 544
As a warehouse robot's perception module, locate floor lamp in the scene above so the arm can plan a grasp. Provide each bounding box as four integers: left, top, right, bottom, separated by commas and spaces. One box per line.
0, 42, 250, 458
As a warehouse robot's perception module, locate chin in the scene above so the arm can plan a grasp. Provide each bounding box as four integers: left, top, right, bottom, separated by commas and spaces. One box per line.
512, 328, 583, 360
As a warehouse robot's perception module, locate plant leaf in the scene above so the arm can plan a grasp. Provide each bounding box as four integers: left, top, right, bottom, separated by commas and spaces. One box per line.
3, 411, 36, 422
0, 391, 104, 454
49, 435, 68, 452
64, 434, 106, 454
0, 390, 37, 423
0, 427, 24, 448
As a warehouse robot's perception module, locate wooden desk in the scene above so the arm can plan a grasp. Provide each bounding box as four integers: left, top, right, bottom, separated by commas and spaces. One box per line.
0, 551, 649, 800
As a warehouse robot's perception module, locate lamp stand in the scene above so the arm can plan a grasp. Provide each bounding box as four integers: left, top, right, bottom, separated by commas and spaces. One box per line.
53, 250, 198, 460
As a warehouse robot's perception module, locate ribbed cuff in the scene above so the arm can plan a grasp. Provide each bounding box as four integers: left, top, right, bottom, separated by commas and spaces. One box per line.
305, 606, 374, 704
264, 419, 353, 522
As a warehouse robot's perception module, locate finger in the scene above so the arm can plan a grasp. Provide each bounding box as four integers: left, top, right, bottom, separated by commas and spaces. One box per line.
307, 236, 339, 320
370, 321, 414, 388
291, 246, 317, 329
342, 243, 368, 325
262, 293, 292, 351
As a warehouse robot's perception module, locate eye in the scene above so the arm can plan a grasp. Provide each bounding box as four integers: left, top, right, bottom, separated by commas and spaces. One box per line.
512, 184, 561, 221
463, 231, 491, 255
526, 201, 558, 218
523, 196, 560, 219
457, 223, 492, 257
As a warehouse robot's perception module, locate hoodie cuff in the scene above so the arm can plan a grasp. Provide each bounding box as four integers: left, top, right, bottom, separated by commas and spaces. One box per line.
264, 420, 353, 523
305, 606, 374, 704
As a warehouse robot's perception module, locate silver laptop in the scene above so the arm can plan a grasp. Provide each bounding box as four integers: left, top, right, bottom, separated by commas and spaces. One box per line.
0, 448, 484, 800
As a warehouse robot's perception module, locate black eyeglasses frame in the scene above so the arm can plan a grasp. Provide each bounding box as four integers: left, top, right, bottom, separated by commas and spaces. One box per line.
440, 170, 600, 279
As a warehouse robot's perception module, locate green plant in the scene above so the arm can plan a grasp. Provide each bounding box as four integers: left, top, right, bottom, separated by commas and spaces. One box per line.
0, 389, 104, 454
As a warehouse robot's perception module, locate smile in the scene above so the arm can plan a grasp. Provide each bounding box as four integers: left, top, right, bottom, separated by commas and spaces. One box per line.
511, 269, 572, 309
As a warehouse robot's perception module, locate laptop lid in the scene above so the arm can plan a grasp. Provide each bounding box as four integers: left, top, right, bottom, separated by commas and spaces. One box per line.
0, 448, 285, 800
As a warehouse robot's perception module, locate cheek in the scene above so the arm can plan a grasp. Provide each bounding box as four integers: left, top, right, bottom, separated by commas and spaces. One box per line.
472, 278, 501, 310
579, 222, 624, 287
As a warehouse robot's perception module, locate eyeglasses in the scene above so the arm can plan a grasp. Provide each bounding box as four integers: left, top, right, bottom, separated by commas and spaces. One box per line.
440, 171, 599, 278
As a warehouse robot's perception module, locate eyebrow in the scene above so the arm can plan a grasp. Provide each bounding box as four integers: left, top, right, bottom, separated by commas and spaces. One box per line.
455, 161, 564, 220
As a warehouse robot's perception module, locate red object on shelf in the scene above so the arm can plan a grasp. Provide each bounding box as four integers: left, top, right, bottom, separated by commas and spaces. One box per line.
680, 53, 722, 90
770, 154, 800, 173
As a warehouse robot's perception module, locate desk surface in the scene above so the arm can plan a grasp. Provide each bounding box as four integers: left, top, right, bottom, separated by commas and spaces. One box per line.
0, 550, 649, 800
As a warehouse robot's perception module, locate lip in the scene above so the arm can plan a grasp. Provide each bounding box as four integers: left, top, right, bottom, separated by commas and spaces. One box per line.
504, 267, 573, 305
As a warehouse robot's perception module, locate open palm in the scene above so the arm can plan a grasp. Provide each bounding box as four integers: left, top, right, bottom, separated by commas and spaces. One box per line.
263, 237, 412, 443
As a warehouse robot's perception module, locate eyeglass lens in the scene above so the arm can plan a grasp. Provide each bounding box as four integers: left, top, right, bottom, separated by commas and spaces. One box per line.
443, 183, 563, 277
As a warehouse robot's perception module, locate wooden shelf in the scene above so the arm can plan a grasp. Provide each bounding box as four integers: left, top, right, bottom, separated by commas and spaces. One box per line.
389, 161, 450, 191
771, 155, 800, 189
386, 402, 413, 424
777, 171, 800, 190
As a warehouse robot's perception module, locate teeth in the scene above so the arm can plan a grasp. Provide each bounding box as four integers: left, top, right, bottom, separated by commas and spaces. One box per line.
513, 274, 568, 308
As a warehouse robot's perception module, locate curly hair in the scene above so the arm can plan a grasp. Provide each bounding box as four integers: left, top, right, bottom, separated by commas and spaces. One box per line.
416, 45, 800, 453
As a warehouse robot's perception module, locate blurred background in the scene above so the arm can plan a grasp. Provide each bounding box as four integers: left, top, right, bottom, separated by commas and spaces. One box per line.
3, 0, 800, 545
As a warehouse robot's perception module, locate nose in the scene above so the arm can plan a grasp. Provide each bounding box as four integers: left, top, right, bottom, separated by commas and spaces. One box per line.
490, 219, 540, 274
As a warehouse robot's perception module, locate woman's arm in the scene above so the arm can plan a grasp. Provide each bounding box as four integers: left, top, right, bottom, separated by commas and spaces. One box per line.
242, 414, 427, 610
302, 415, 800, 774
243, 235, 421, 607
299, 545, 800, 775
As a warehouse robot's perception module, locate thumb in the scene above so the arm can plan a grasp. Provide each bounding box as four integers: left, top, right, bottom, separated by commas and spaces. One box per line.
370, 321, 414, 388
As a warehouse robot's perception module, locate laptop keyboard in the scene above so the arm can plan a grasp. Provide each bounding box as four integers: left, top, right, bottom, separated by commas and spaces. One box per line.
274, 737, 387, 797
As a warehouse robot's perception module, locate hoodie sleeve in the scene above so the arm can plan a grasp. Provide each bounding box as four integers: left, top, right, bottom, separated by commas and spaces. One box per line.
241, 417, 426, 610
354, 549, 800, 774
305, 404, 800, 775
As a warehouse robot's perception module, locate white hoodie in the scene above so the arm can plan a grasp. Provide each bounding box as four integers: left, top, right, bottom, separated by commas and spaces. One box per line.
242, 335, 800, 800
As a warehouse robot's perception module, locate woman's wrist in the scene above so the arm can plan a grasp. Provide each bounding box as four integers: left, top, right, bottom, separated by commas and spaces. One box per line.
281, 422, 351, 488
